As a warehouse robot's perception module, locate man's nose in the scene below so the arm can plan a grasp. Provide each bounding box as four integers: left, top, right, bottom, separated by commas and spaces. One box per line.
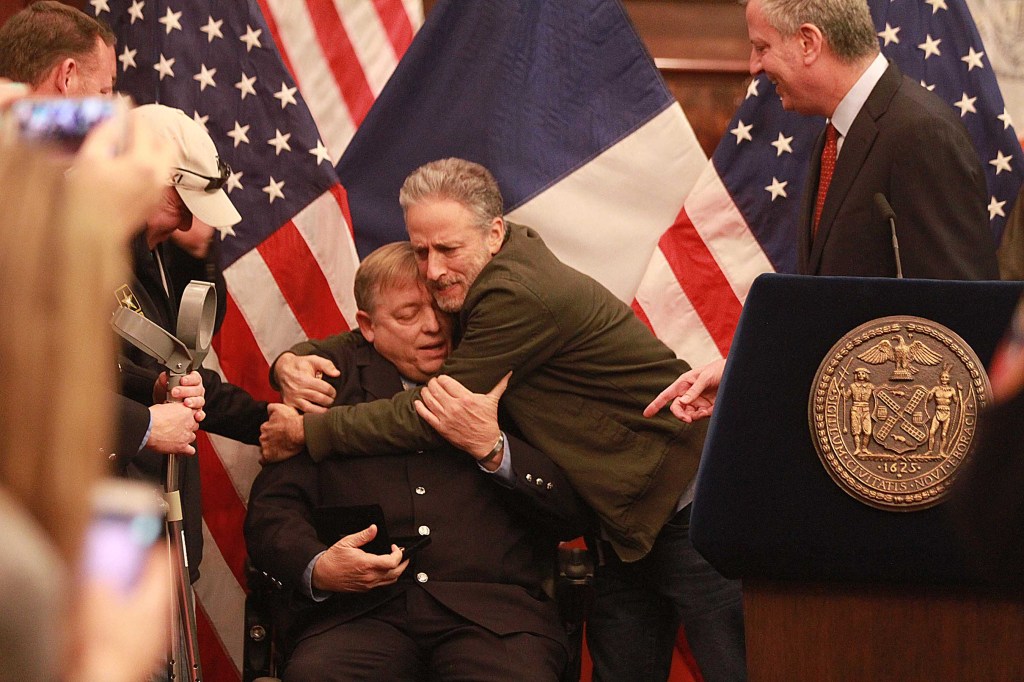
424, 251, 445, 281
422, 306, 442, 333
749, 49, 762, 76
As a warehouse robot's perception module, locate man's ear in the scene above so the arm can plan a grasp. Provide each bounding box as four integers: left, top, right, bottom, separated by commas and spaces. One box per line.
797, 23, 823, 64
355, 310, 374, 342
486, 217, 505, 255
43, 57, 78, 95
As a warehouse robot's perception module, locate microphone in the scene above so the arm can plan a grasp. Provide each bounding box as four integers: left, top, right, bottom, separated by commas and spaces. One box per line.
874, 193, 903, 279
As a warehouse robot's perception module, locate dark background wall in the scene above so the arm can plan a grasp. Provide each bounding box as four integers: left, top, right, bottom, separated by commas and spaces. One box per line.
2, 0, 750, 155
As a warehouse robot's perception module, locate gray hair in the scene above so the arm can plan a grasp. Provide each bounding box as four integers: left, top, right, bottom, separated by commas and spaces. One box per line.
759, 0, 878, 62
399, 158, 504, 232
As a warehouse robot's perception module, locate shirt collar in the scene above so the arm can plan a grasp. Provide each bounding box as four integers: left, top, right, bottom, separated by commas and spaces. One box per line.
830, 53, 888, 138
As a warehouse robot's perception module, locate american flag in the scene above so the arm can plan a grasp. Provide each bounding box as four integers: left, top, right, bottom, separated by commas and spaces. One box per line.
97, 0, 421, 676
635, 0, 1024, 363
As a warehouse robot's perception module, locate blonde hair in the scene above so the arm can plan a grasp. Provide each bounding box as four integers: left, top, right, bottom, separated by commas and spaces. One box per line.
353, 241, 422, 314
0, 144, 124, 563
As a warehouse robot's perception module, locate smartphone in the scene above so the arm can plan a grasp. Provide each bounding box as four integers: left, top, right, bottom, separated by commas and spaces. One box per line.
2, 96, 126, 153
80, 479, 165, 593
400, 535, 432, 563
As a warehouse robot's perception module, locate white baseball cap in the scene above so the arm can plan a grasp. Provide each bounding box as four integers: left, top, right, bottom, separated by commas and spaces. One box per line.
131, 103, 241, 228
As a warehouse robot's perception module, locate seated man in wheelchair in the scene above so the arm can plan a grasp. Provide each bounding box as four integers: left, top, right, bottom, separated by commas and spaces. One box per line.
245, 241, 592, 681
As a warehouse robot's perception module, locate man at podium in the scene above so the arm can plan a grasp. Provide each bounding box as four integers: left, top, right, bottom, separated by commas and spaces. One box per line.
646, 0, 999, 421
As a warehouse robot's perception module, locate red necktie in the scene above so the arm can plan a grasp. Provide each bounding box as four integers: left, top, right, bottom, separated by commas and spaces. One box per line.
812, 122, 838, 236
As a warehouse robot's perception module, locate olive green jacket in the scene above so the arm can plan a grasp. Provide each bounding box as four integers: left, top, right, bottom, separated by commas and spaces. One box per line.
296, 224, 706, 561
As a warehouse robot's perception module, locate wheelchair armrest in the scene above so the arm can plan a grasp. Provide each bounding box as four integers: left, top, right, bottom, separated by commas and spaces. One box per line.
244, 560, 284, 682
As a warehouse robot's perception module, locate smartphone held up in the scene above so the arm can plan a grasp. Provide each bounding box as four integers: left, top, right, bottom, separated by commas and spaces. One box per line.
80, 479, 166, 594
1, 95, 128, 154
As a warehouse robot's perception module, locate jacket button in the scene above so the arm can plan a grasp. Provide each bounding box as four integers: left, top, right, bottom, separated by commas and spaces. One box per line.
418, 525, 430, 536
546, 482, 554, 490
416, 572, 428, 583
525, 474, 533, 482
535, 478, 544, 486
415, 486, 426, 495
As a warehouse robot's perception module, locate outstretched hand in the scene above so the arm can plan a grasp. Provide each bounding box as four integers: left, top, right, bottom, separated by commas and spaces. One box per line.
644, 358, 726, 423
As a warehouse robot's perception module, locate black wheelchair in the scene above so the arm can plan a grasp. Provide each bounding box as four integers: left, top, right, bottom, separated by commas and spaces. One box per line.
243, 545, 594, 682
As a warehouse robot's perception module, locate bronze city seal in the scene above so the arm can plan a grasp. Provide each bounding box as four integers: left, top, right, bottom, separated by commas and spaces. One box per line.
809, 316, 990, 511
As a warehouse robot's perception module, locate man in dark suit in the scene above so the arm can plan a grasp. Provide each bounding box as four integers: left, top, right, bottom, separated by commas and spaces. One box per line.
647, 0, 999, 420
260, 159, 747, 682
246, 242, 591, 681
116, 104, 267, 581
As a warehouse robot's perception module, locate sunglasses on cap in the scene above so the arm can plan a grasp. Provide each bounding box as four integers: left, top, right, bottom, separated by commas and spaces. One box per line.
171, 157, 231, 192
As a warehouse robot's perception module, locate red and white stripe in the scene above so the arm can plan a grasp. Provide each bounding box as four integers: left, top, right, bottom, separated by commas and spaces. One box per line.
634, 161, 774, 366
195, 2, 423, 678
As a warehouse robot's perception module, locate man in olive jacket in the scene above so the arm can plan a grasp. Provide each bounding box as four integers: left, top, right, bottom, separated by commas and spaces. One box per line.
261, 158, 746, 682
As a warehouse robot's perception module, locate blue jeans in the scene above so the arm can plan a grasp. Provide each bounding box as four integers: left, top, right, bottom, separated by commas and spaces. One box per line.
587, 505, 747, 682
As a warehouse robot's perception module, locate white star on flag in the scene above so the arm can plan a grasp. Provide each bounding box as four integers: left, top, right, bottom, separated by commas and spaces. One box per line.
918, 35, 942, 59
273, 83, 298, 109
158, 7, 183, 34
953, 93, 977, 117
997, 108, 1013, 130
118, 46, 137, 71
268, 129, 292, 155
989, 196, 1007, 219
262, 177, 285, 203
990, 150, 1013, 175
730, 120, 753, 144
90, 0, 110, 15
239, 25, 263, 52
127, 0, 144, 24
765, 177, 788, 201
192, 112, 209, 131
309, 140, 332, 166
961, 47, 985, 71
235, 73, 257, 100
226, 121, 250, 148
214, 223, 236, 240
770, 132, 794, 156
878, 23, 900, 46
225, 171, 244, 194
193, 64, 217, 91
200, 17, 224, 43
745, 78, 759, 100
925, 0, 948, 13
153, 54, 175, 80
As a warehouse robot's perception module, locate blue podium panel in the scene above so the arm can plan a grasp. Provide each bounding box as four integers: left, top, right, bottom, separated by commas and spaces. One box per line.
691, 274, 1024, 584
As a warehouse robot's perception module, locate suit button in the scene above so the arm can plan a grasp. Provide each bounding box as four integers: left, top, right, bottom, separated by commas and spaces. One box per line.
415, 486, 426, 495
418, 525, 430, 536
416, 572, 428, 583
546, 482, 554, 490
526, 474, 533, 482
535, 478, 544, 486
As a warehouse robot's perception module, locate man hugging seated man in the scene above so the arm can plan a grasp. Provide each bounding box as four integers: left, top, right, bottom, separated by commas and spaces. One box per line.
245, 242, 591, 681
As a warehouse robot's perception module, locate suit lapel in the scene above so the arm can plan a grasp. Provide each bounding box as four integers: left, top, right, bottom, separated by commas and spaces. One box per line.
799, 128, 826, 273
807, 62, 902, 274
356, 342, 404, 401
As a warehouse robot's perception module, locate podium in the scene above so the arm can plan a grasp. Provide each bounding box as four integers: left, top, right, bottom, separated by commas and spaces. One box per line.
691, 274, 1024, 681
